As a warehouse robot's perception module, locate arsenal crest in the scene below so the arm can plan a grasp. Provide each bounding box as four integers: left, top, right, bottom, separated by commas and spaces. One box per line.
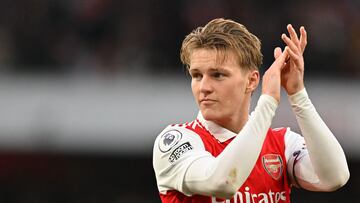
262, 154, 283, 180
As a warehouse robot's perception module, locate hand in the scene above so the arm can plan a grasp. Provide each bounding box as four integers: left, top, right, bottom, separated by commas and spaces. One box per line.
275, 24, 307, 95
262, 47, 289, 103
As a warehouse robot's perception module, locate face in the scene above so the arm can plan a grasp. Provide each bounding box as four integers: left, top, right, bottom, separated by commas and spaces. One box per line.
189, 48, 258, 128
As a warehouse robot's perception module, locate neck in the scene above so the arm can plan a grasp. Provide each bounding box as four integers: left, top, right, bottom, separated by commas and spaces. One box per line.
219, 111, 249, 134
201, 95, 252, 134
214, 102, 249, 134
216, 98, 251, 134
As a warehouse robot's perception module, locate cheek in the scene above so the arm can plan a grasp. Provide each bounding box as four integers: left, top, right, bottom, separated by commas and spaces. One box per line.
191, 81, 199, 99
236, 79, 247, 95
223, 90, 240, 106
223, 81, 246, 104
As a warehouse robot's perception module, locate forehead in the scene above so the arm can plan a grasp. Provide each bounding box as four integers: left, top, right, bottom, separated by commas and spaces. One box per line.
189, 48, 239, 69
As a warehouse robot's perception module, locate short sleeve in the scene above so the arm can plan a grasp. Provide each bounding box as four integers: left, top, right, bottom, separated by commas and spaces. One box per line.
285, 129, 322, 187
284, 129, 307, 162
153, 125, 213, 195
284, 128, 309, 186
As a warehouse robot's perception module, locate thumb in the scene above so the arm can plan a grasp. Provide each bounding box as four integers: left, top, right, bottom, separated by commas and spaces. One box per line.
274, 47, 282, 59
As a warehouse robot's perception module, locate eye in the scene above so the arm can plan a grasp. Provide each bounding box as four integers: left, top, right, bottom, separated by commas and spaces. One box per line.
190, 72, 202, 80
212, 72, 225, 79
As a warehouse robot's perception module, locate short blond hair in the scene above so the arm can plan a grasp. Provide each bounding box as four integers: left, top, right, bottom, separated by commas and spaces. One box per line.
180, 18, 263, 71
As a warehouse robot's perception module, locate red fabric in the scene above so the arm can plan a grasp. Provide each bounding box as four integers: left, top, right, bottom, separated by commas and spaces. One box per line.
160, 121, 291, 203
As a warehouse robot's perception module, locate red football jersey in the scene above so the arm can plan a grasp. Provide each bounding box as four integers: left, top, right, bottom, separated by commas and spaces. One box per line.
158, 117, 291, 203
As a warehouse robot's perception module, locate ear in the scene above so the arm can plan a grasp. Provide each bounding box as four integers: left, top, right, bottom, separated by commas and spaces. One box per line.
245, 70, 260, 94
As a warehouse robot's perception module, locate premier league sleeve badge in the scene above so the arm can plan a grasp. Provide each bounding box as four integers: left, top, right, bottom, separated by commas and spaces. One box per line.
158, 130, 182, 153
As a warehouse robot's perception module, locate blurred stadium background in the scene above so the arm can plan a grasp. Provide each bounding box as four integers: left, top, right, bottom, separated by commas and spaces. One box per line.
0, 0, 359, 202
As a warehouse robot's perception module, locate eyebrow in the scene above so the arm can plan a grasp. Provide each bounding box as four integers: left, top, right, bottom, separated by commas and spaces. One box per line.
188, 68, 199, 73
189, 67, 227, 72
211, 67, 227, 71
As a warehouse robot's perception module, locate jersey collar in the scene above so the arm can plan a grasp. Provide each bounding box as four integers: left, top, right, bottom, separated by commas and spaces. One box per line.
196, 111, 237, 143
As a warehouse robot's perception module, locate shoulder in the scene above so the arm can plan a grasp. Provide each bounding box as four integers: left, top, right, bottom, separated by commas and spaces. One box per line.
153, 123, 212, 192
154, 122, 202, 153
153, 123, 207, 168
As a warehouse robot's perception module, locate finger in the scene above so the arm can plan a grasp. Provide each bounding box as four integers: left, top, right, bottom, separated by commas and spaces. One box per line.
299, 26, 307, 53
282, 33, 299, 55
287, 47, 300, 65
275, 46, 289, 69
274, 47, 282, 59
275, 46, 290, 64
287, 24, 300, 46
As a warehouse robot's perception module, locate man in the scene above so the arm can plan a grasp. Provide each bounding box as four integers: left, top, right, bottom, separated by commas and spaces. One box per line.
153, 18, 349, 203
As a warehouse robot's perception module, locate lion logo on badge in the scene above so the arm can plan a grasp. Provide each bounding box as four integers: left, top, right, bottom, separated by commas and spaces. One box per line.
158, 130, 182, 152
262, 154, 283, 180
163, 133, 175, 146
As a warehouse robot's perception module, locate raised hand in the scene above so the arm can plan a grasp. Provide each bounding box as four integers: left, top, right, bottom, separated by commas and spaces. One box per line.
262, 47, 289, 103
275, 24, 307, 95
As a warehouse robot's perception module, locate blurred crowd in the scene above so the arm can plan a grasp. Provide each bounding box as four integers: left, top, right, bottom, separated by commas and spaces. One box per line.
0, 0, 358, 77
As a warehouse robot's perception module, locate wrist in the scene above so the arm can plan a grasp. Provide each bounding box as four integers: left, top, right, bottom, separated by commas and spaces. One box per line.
288, 88, 308, 105
286, 83, 305, 95
260, 94, 279, 107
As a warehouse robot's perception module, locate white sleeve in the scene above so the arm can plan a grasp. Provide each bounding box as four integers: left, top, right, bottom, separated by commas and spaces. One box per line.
287, 88, 350, 191
285, 129, 320, 187
153, 125, 212, 195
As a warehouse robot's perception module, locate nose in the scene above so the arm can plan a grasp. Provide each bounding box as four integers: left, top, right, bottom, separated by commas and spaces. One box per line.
199, 75, 213, 94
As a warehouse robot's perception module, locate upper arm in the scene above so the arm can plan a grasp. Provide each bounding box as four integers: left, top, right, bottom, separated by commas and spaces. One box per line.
285, 129, 322, 190
152, 125, 212, 195
285, 129, 349, 191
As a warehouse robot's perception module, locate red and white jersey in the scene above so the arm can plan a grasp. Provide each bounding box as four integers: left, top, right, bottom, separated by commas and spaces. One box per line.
153, 112, 308, 203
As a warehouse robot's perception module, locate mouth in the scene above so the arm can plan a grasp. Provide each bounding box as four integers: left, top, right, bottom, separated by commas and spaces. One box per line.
199, 99, 217, 105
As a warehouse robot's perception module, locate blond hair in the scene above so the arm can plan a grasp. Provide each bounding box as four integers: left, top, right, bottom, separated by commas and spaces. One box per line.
180, 18, 263, 71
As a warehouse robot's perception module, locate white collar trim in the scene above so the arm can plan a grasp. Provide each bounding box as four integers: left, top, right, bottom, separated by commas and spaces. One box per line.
196, 111, 237, 143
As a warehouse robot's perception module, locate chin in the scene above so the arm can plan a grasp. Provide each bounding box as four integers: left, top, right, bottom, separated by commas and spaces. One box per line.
201, 109, 222, 122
